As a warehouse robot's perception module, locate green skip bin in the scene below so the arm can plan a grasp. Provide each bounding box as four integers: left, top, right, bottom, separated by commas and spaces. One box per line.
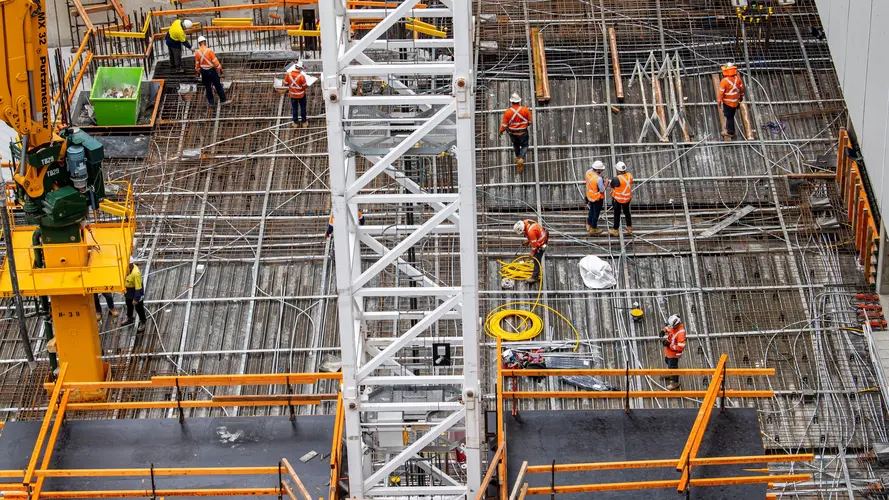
89, 67, 144, 126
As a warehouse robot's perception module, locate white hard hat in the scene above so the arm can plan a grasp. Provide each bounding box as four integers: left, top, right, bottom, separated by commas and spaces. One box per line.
667, 314, 681, 328
591, 160, 605, 171
509, 93, 521, 103
615, 161, 627, 172
294, 60, 304, 69
197, 35, 207, 44
129, 256, 137, 265
182, 19, 193, 29
512, 220, 525, 235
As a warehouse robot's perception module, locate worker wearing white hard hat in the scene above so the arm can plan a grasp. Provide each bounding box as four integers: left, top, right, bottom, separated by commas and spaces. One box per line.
165, 18, 194, 72
659, 314, 687, 390
284, 60, 309, 128
608, 161, 633, 236
513, 219, 548, 284
499, 93, 532, 173
717, 61, 745, 140
584, 160, 607, 235
123, 256, 147, 333
195, 36, 231, 106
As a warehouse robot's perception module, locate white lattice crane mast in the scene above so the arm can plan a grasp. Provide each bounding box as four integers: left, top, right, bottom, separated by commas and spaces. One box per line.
319, 0, 482, 498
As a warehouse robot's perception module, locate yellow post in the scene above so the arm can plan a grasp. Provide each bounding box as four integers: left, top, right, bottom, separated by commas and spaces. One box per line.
49, 295, 105, 401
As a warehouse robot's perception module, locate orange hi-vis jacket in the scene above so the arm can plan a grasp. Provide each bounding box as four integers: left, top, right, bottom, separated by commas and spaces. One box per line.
500, 104, 532, 134
195, 46, 221, 72
523, 219, 548, 250
718, 75, 745, 108
284, 69, 308, 99
585, 170, 604, 202
663, 323, 687, 359
611, 173, 633, 204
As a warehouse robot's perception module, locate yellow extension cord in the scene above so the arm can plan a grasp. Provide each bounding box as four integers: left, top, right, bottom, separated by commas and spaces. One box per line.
484, 255, 581, 351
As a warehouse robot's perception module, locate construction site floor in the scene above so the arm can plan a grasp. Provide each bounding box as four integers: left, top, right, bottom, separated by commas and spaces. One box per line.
0, 415, 334, 498
505, 408, 765, 499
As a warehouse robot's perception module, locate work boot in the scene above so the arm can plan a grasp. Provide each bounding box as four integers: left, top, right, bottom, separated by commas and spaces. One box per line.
291, 122, 300, 129
721, 131, 732, 140
516, 157, 524, 174
666, 381, 681, 391
626, 226, 633, 235
110, 308, 119, 318
590, 228, 602, 235
586, 224, 593, 234
527, 276, 539, 285
301, 121, 308, 129
221, 99, 233, 107
608, 229, 619, 237
95, 312, 102, 321
121, 317, 134, 327
137, 323, 146, 334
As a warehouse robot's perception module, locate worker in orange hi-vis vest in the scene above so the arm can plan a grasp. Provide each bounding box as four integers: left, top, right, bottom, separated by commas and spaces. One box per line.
513, 219, 548, 284
717, 62, 745, 140
584, 160, 606, 235
608, 161, 633, 237
498, 93, 532, 174
659, 314, 687, 391
194, 36, 230, 107
283, 60, 309, 128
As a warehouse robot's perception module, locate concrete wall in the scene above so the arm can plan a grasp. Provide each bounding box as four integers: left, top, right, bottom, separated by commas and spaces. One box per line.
815, 0, 889, 215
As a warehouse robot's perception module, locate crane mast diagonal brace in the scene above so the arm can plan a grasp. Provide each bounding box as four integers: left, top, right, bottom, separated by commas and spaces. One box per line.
319, 0, 482, 498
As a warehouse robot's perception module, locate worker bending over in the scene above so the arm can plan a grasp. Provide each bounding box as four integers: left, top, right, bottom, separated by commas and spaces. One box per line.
499, 93, 532, 174
585, 160, 606, 235
513, 219, 548, 284
283, 61, 309, 128
660, 314, 687, 390
165, 19, 193, 72
717, 62, 745, 140
608, 161, 633, 236
195, 36, 230, 107
326, 210, 365, 238
123, 258, 147, 333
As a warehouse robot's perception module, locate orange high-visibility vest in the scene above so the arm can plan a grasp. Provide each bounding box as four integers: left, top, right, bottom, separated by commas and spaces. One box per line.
195, 47, 221, 71
523, 219, 548, 250
284, 70, 307, 99
585, 170, 604, 202
611, 173, 633, 204
502, 105, 531, 133
664, 324, 687, 358
718, 75, 744, 108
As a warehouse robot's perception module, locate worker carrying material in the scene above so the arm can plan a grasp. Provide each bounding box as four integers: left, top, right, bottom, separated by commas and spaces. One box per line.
283, 60, 309, 128
513, 219, 548, 284
326, 210, 365, 238
165, 19, 193, 72
585, 160, 606, 235
608, 161, 633, 236
499, 93, 532, 174
659, 314, 687, 390
122, 258, 147, 333
717, 62, 745, 140
194, 36, 231, 107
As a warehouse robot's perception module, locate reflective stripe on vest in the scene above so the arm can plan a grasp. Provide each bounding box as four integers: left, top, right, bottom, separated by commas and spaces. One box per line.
525, 220, 547, 247
611, 173, 633, 203
723, 76, 742, 105
197, 48, 216, 70
506, 106, 529, 131
586, 171, 603, 202
287, 71, 307, 98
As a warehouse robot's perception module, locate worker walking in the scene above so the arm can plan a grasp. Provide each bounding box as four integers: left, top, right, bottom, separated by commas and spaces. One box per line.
717, 62, 745, 140
194, 36, 230, 107
513, 219, 548, 284
585, 160, 606, 235
93, 293, 118, 321
659, 314, 687, 390
122, 258, 147, 333
283, 61, 309, 128
499, 93, 532, 174
608, 161, 633, 236
165, 19, 193, 72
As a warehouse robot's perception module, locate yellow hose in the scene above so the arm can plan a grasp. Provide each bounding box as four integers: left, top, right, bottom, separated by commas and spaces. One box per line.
485, 255, 581, 350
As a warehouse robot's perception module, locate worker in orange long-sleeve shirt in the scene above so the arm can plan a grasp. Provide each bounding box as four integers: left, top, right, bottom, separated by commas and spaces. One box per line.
717, 62, 745, 140
513, 219, 548, 284
499, 93, 532, 174
194, 36, 230, 107
659, 314, 687, 390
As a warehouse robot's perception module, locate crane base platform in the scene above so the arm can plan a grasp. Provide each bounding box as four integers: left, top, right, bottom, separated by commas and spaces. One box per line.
505, 408, 766, 499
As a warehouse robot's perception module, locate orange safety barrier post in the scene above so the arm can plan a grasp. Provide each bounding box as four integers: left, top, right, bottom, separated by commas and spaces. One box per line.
281, 459, 312, 500
23, 364, 68, 485
676, 354, 728, 493
29, 391, 72, 500
328, 394, 344, 500
834, 128, 879, 284
475, 441, 505, 500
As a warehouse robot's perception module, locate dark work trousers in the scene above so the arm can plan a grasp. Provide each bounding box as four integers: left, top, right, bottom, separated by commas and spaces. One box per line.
530, 246, 545, 281
612, 200, 632, 229
200, 68, 226, 105
722, 104, 738, 136
169, 45, 182, 70
509, 131, 529, 160
93, 293, 115, 312
125, 289, 147, 323
586, 199, 603, 229
665, 356, 679, 383
291, 96, 307, 123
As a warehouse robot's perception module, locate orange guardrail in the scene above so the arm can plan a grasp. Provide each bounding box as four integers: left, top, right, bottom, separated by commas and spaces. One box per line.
836, 128, 879, 284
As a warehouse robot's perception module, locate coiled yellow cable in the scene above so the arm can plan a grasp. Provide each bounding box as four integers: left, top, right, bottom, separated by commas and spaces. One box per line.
485, 255, 581, 350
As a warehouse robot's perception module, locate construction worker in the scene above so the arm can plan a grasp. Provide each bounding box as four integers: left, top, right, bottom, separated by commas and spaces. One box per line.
283, 60, 309, 128
165, 19, 193, 72
194, 36, 230, 107
717, 62, 745, 140
499, 93, 532, 174
326, 210, 365, 238
513, 219, 548, 284
93, 293, 118, 321
608, 161, 633, 236
122, 258, 147, 333
659, 314, 687, 390
585, 160, 606, 235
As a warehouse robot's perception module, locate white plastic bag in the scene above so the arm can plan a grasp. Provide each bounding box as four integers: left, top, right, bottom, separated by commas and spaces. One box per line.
578, 255, 617, 289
